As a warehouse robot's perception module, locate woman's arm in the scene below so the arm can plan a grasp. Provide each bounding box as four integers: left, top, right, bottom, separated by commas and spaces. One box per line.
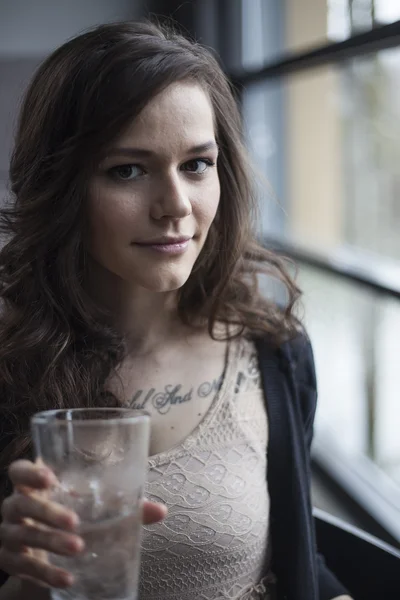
296, 336, 354, 600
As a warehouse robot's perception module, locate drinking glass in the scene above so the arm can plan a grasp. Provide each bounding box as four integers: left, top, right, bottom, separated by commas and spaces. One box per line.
31, 408, 150, 600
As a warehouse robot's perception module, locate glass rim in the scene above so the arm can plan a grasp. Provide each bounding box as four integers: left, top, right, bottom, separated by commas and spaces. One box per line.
31, 408, 150, 427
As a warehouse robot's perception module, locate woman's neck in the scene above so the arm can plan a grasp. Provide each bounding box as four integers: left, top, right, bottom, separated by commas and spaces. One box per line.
117, 290, 184, 355
86, 259, 186, 355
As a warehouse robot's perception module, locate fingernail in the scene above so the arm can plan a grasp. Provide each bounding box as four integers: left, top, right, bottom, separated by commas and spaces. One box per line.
59, 572, 74, 587
67, 535, 84, 552
74, 537, 85, 552
40, 468, 57, 485
66, 512, 80, 530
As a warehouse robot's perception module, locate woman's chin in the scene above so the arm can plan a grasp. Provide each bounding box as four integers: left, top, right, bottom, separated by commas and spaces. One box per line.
138, 271, 192, 294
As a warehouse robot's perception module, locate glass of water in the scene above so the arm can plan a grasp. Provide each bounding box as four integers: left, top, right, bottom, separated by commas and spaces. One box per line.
31, 408, 150, 600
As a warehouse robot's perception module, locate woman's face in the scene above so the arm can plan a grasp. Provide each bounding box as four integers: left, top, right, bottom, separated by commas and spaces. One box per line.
87, 81, 220, 293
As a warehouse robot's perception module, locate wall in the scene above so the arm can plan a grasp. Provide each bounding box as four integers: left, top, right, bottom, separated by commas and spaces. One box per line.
0, 0, 143, 200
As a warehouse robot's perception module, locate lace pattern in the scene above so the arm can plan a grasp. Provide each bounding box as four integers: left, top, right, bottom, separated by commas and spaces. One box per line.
140, 338, 271, 600
240, 573, 277, 599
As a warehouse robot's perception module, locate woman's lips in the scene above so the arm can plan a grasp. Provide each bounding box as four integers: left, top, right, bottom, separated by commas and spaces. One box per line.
134, 238, 192, 255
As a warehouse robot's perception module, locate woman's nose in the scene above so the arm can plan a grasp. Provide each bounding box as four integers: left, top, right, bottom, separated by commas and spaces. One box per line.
150, 173, 192, 220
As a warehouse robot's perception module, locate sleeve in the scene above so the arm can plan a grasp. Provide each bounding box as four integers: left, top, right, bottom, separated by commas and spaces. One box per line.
297, 336, 352, 600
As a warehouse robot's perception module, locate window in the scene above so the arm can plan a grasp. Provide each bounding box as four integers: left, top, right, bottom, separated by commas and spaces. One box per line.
244, 48, 400, 260
235, 0, 400, 536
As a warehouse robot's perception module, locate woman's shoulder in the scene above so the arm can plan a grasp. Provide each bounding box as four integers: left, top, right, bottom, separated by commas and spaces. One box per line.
280, 329, 316, 388
252, 325, 317, 426
251, 314, 315, 377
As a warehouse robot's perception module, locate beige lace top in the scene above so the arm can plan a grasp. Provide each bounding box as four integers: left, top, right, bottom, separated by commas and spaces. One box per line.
140, 337, 275, 600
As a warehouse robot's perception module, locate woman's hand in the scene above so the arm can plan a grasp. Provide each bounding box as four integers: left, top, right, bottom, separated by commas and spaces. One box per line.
0, 460, 166, 590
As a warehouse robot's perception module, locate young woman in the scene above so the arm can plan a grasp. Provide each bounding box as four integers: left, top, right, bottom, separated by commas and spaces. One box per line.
0, 21, 352, 600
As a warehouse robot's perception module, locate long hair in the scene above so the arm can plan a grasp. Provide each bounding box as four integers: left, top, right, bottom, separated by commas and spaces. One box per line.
0, 20, 300, 478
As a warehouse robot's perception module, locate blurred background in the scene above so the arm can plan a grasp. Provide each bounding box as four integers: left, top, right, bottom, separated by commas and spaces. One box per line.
0, 0, 399, 546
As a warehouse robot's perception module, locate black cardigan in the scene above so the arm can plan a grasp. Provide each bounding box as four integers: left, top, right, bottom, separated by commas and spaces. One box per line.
256, 333, 349, 600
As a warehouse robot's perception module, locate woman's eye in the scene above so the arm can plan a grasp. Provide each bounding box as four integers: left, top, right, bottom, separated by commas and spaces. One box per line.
182, 159, 215, 175
109, 164, 143, 180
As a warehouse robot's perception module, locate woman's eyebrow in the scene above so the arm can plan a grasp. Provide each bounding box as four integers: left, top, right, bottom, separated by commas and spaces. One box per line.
104, 140, 219, 159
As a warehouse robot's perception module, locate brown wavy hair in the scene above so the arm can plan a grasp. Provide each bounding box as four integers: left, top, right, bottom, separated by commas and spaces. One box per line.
0, 20, 300, 482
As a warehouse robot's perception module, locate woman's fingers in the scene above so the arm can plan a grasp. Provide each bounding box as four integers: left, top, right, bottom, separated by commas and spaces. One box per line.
0, 501, 165, 589
142, 500, 167, 525
3, 494, 164, 531
8, 461, 57, 492
0, 462, 166, 589
0, 548, 73, 588
1, 493, 79, 531
0, 523, 84, 556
